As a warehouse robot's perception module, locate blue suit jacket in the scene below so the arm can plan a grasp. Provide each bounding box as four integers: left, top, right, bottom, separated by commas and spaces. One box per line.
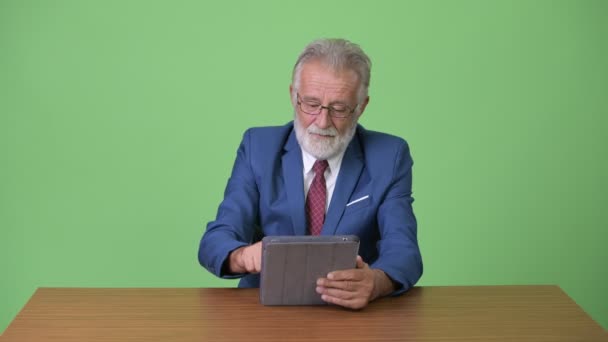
198, 122, 422, 294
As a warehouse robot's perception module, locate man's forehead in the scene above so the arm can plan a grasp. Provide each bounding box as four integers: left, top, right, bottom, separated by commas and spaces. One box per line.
299, 61, 360, 96
300, 60, 359, 81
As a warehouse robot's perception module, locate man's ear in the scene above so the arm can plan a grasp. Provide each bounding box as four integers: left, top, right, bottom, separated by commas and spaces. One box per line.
357, 96, 370, 119
289, 85, 295, 106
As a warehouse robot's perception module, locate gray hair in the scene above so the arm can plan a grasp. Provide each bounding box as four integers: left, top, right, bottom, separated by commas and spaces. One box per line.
292, 38, 371, 103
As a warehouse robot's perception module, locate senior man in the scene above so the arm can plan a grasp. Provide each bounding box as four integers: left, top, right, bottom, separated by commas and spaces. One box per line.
198, 38, 422, 309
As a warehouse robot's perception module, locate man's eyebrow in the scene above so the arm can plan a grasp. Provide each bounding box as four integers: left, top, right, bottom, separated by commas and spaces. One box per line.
301, 96, 349, 105
301, 95, 321, 102
329, 100, 349, 106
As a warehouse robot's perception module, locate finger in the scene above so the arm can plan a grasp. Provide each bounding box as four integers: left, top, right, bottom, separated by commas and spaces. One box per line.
321, 294, 367, 310
256, 244, 263, 272
252, 254, 261, 274
234, 248, 247, 270
246, 254, 258, 273
244, 256, 254, 273
327, 269, 365, 281
355, 256, 368, 269
317, 278, 359, 292
251, 241, 262, 273
316, 286, 356, 300
254, 253, 261, 273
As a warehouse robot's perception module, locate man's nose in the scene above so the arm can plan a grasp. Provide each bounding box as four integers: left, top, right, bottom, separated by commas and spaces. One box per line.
315, 107, 332, 129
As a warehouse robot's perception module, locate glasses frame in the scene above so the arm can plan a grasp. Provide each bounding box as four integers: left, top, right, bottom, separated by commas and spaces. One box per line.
296, 92, 358, 119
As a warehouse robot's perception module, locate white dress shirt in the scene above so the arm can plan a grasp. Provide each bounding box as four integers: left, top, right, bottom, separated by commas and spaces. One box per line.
301, 148, 345, 212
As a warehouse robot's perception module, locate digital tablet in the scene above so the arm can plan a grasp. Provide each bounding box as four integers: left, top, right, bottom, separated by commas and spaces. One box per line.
259, 235, 360, 305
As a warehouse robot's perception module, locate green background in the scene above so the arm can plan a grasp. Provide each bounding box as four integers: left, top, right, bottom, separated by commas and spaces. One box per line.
1, 0, 606, 334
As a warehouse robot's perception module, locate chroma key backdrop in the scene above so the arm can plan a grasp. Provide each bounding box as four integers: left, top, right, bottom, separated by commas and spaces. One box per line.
1, 0, 606, 333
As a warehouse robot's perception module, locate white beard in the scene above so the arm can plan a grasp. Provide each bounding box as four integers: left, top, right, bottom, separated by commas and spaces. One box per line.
294, 114, 358, 160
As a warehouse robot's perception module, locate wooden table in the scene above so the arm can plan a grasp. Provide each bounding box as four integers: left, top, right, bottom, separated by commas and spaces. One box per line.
2, 286, 606, 341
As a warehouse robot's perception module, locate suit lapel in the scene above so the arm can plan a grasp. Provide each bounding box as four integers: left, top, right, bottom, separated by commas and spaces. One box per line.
282, 129, 307, 236
323, 131, 364, 235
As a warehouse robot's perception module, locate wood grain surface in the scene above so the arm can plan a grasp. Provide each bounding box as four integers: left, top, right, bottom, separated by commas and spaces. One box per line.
2, 286, 606, 341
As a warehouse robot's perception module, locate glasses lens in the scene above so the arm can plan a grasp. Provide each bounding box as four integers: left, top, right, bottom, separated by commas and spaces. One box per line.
330, 108, 349, 118
300, 101, 321, 114
298, 93, 355, 117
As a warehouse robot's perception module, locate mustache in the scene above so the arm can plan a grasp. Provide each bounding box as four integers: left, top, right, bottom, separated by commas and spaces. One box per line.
307, 124, 338, 137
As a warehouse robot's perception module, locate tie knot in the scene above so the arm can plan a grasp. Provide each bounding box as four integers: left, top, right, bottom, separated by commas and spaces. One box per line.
313, 160, 329, 175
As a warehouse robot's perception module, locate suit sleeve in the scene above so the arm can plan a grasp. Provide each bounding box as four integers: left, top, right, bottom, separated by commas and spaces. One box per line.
198, 129, 259, 278
370, 140, 423, 295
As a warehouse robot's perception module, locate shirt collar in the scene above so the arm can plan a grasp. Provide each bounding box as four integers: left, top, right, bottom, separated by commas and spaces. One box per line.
301, 147, 345, 176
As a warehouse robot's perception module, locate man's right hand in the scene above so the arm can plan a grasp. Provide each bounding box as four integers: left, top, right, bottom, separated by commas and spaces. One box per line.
228, 241, 262, 274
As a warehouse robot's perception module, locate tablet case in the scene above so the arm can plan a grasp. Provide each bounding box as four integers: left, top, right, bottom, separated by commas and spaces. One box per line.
260, 235, 360, 305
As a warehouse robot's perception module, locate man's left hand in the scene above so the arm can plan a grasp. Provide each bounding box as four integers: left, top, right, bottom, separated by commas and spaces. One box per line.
316, 256, 394, 309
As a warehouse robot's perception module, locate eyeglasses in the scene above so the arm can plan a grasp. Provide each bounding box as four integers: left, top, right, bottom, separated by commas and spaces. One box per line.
296, 93, 358, 118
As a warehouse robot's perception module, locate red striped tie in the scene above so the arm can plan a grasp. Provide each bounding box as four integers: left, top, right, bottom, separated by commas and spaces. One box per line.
306, 160, 329, 236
